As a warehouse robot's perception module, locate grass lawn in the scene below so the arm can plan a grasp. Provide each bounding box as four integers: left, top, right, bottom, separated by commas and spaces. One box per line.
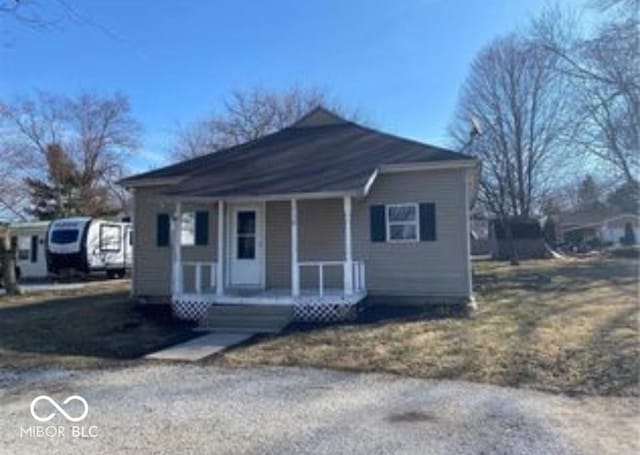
215, 257, 639, 396
0, 281, 196, 369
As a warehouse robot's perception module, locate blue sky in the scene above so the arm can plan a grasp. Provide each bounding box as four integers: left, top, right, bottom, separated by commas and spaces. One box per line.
1, 0, 576, 172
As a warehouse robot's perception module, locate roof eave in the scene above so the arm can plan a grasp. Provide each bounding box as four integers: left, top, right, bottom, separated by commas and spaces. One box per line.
164, 189, 364, 203
379, 159, 479, 173
118, 176, 185, 188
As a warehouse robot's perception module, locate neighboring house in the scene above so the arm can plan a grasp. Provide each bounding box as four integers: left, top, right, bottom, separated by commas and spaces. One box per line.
560, 209, 639, 245
120, 107, 479, 323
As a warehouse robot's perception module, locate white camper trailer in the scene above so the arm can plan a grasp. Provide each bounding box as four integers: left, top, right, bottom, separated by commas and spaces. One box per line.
8, 221, 50, 280
47, 217, 133, 279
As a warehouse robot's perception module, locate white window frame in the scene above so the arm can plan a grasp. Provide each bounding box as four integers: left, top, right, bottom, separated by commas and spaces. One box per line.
180, 212, 196, 247
386, 203, 419, 243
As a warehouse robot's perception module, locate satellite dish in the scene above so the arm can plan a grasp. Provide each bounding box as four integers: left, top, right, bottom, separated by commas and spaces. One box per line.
470, 115, 483, 136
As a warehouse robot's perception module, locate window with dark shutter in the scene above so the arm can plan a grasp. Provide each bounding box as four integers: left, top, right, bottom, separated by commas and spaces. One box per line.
419, 203, 436, 241
157, 213, 170, 247
370, 205, 386, 242
195, 211, 209, 246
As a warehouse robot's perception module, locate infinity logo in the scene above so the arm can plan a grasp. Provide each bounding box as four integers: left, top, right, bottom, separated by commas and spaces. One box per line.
30, 395, 89, 423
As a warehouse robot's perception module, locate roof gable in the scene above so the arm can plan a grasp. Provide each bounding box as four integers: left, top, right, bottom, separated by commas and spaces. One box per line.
291, 106, 349, 128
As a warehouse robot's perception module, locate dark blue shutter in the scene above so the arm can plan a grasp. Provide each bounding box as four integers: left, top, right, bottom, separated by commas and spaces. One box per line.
195, 211, 209, 246
370, 205, 386, 242
30, 236, 38, 263
157, 213, 170, 247
419, 203, 436, 241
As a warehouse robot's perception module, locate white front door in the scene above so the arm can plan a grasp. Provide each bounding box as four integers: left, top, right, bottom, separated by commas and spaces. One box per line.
228, 204, 264, 287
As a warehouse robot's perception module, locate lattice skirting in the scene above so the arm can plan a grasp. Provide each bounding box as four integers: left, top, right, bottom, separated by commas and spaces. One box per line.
172, 298, 211, 321
294, 302, 357, 322
172, 293, 365, 323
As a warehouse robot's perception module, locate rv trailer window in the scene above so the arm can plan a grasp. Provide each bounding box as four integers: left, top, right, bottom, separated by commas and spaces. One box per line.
100, 224, 122, 252
51, 229, 79, 244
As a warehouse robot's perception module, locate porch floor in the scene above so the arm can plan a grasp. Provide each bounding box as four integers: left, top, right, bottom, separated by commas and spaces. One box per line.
177, 288, 366, 305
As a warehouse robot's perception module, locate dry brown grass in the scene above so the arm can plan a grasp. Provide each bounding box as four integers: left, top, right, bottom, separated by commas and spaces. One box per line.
0, 280, 196, 369
216, 257, 639, 396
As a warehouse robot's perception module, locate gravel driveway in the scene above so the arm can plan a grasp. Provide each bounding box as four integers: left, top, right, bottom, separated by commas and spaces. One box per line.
1, 364, 637, 454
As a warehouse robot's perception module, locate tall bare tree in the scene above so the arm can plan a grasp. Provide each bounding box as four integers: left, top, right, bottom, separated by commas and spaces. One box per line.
533, 1, 639, 185
450, 34, 573, 220
174, 86, 359, 160
0, 91, 141, 219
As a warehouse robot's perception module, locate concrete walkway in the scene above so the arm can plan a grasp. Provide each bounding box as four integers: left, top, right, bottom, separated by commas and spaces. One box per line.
145, 332, 253, 361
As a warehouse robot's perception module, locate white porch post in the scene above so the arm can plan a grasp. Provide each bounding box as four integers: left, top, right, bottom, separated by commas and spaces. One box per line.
172, 202, 182, 296
343, 196, 353, 296
291, 199, 300, 297
216, 200, 225, 296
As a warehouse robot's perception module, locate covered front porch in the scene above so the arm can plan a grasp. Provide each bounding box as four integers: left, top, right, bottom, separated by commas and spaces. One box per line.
169, 196, 367, 322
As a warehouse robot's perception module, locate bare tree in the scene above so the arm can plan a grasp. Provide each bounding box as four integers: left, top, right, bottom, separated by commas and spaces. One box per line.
174, 86, 360, 160
0, 91, 142, 219
450, 35, 574, 263
450, 34, 573, 218
533, 2, 639, 185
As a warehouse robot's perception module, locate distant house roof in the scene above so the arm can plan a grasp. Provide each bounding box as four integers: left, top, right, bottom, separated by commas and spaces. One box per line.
121, 107, 477, 199
560, 207, 637, 231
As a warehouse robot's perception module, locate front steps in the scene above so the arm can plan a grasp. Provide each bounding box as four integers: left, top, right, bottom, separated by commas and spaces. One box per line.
199, 304, 294, 333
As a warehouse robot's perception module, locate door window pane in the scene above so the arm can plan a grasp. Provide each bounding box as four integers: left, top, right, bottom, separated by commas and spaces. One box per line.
237, 211, 256, 235
237, 236, 256, 259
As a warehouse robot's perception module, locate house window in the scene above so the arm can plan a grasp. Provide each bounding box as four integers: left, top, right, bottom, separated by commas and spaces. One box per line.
181, 212, 195, 246
386, 203, 419, 242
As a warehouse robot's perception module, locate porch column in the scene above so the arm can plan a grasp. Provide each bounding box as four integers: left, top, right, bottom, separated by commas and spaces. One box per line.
172, 202, 182, 296
216, 200, 225, 296
343, 196, 353, 296
291, 198, 300, 297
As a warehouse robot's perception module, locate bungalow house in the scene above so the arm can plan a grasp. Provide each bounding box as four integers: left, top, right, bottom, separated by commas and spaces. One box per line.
559, 208, 638, 246
121, 107, 479, 326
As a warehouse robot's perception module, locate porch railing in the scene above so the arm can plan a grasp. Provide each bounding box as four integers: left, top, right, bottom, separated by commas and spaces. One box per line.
297, 260, 366, 296
178, 261, 217, 294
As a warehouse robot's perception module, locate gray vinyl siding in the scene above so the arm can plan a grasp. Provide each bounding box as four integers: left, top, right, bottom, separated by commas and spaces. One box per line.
265, 199, 344, 289
265, 201, 290, 289
299, 199, 344, 289
133, 186, 218, 297
353, 168, 470, 297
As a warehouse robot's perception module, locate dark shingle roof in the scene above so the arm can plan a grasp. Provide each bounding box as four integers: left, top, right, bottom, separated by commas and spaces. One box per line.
560, 207, 636, 229
121, 107, 475, 197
